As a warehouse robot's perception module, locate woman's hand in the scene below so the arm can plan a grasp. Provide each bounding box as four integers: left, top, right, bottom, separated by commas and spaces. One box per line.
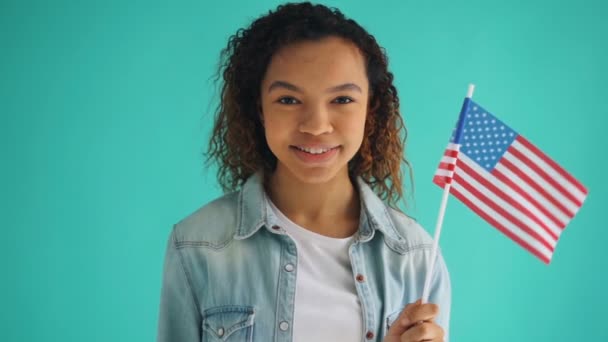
383, 300, 444, 342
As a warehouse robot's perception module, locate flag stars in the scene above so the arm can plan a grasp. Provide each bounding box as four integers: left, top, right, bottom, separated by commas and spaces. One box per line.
473, 106, 478, 111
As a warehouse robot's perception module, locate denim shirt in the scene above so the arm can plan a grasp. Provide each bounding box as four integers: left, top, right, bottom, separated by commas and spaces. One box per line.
157, 173, 451, 342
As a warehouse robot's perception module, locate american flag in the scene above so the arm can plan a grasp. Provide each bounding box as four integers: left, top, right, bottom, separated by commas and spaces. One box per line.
433, 100, 588, 264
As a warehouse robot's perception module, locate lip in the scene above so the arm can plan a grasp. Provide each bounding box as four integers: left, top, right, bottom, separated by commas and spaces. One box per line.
290, 145, 340, 164
291, 144, 340, 150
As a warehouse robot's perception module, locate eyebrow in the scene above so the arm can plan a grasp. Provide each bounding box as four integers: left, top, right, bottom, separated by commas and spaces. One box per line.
267, 80, 362, 94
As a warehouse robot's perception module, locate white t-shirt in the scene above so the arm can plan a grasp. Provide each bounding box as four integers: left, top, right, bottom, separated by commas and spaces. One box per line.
268, 199, 364, 342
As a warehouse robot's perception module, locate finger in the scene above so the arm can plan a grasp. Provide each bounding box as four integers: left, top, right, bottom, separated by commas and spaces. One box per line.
386, 301, 440, 336
399, 321, 444, 342
400, 303, 440, 331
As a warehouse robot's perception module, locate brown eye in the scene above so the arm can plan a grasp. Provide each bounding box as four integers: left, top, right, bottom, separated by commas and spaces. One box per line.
332, 96, 354, 104
278, 97, 300, 105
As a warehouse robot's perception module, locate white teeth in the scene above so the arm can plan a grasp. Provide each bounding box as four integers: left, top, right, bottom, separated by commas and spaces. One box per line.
297, 146, 334, 154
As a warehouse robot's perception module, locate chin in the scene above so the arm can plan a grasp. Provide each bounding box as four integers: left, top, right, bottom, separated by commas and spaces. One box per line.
287, 165, 348, 185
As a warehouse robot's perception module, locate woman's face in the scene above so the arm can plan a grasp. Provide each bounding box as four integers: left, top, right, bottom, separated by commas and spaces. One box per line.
260, 36, 369, 185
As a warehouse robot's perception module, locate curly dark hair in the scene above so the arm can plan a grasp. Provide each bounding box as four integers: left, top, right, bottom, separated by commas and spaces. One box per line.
206, 1, 412, 208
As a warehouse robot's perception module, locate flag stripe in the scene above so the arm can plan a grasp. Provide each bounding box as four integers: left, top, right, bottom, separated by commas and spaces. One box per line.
510, 139, 584, 206
439, 162, 456, 172
500, 155, 576, 218
444, 148, 459, 158
517, 136, 588, 195
453, 168, 556, 252
492, 166, 567, 229
449, 183, 552, 264
456, 156, 560, 240
441, 156, 457, 164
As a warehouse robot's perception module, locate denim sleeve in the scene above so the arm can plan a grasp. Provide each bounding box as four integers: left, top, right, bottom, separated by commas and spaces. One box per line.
429, 251, 452, 342
157, 227, 201, 342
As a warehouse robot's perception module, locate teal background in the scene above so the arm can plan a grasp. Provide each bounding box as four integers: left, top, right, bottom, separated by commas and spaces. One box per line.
1, 0, 606, 341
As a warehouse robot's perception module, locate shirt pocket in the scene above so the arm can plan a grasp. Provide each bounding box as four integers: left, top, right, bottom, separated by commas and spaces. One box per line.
384, 309, 403, 336
202, 305, 255, 342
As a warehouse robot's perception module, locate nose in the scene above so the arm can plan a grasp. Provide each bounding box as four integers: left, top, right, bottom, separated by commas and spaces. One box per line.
299, 104, 333, 135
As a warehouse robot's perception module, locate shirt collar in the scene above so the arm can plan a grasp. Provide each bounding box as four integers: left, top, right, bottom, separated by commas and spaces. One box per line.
234, 171, 403, 243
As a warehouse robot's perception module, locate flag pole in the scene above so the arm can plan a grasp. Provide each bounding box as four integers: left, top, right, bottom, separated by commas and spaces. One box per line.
421, 84, 475, 303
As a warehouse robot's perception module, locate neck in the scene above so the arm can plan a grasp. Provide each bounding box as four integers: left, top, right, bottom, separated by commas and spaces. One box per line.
265, 166, 360, 238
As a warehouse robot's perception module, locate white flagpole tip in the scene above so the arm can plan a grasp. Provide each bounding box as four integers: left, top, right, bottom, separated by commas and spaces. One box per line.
466, 84, 475, 98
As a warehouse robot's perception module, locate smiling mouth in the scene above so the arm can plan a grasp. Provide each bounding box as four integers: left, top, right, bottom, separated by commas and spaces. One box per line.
291, 146, 340, 154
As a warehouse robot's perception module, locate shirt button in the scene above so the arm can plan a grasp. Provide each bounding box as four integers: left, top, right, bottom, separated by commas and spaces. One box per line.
284, 263, 294, 272
356, 274, 365, 282
279, 321, 290, 331
217, 327, 225, 337
366, 331, 374, 339
271, 225, 281, 230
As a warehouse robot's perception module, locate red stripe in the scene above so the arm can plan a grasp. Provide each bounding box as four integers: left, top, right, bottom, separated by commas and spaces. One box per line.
492, 168, 566, 229
509, 145, 583, 207
516, 136, 588, 195
453, 173, 555, 252
433, 175, 448, 187
456, 162, 559, 241
500, 156, 575, 218
438, 162, 456, 171
444, 149, 459, 158
449, 186, 551, 264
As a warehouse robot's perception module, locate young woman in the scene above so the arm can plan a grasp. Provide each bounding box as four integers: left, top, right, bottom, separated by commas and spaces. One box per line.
157, 2, 451, 341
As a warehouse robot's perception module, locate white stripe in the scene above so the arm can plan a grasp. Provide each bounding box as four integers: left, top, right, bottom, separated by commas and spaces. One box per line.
503, 152, 579, 215
494, 163, 570, 226
441, 156, 457, 164
454, 155, 560, 244
446, 142, 460, 150
434, 169, 452, 178
451, 181, 553, 261
512, 140, 587, 202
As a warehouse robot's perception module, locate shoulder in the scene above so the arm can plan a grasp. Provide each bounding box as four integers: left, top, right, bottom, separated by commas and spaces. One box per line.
171, 191, 240, 247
